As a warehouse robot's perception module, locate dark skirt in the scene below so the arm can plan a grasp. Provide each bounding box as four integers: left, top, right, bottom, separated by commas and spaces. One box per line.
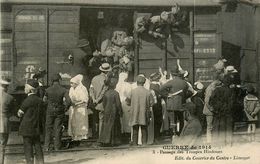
99, 113, 121, 145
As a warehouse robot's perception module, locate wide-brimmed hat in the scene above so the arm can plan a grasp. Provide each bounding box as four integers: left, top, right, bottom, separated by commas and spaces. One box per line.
160, 11, 169, 21
194, 81, 204, 90
225, 65, 238, 73
99, 63, 112, 72
77, 39, 89, 48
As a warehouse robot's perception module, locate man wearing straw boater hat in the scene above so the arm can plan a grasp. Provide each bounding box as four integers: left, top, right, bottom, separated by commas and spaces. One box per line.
89, 63, 112, 138
0, 79, 16, 164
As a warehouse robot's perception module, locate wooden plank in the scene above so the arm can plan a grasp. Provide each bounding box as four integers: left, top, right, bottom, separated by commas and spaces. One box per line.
15, 23, 45, 32
195, 24, 217, 30
1, 54, 12, 60
50, 10, 77, 16
139, 53, 163, 60
1, 33, 12, 38
49, 15, 78, 24
139, 59, 162, 69
49, 48, 79, 57
49, 32, 77, 41
139, 47, 164, 54
0, 48, 12, 55
15, 40, 45, 50
0, 61, 12, 70
138, 68, 158, 77
16, 56, 46, 63
1, 21, 12, 30
15, 47, 45, 57
49, 24, 77, 32
15, 32, 45, 41
49, 40, 77, 48
194, 14, 217, 20
1, 12, 12, 29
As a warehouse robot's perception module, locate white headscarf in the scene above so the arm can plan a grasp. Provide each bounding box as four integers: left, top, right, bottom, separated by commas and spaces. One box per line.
69, 74, 89, 104
116, 72, 132, 102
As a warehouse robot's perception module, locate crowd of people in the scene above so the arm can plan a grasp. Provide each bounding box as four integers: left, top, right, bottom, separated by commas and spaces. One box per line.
1, 57, 260, 164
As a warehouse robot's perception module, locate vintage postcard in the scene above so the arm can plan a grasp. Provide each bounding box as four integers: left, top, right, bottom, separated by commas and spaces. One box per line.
0, 0, 260, 164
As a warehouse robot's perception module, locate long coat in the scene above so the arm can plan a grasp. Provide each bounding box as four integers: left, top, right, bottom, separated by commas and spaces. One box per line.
19, 94, 44, 136
129, 86, 154, 126
0, 89, 15, 133
115, 73, 132, 133
99, 89, 123, 144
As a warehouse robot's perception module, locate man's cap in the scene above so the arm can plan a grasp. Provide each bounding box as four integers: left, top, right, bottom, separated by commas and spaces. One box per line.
52, 73, 61, 82
246, 84, 255, 94
27, 79, 39, 89
136, 75, 146, 84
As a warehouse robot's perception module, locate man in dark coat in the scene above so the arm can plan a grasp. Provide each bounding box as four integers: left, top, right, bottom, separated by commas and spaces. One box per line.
99, 78, 123, 146
17, 79, 44, 164
209, 76, 233, 146
160, 69, 188, 136
149, 73, 163, 143
129, 75, 154, 145
0, 79, 16, 164
191, 82, 206, 133
44, 74, 68, 151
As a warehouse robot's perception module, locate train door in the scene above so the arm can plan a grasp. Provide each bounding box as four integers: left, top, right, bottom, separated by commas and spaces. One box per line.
13, 6, 47, 88
48, 7, 82, 86
13, 6, 81, 88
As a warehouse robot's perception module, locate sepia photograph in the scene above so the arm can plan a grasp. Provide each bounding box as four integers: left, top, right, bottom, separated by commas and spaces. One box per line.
0, 0, 260, 163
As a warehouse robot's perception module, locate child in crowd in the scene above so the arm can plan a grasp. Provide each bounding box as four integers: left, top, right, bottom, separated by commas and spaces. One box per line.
244, 84, 260, 135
